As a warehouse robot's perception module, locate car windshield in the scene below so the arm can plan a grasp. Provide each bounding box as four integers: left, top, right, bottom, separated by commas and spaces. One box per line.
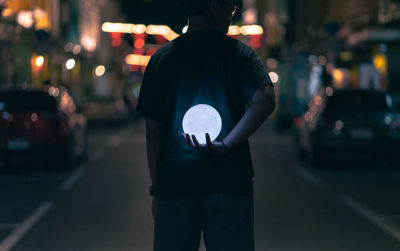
0, 91, 57, 112
323, 91, 390, 116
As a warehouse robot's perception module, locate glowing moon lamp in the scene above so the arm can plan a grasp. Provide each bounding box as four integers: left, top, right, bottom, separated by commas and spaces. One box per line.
182, 104, 222, 145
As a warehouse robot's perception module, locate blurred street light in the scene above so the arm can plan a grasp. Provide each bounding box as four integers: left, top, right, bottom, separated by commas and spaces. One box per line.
266, 58, 278, 70
269, 72, 279, 84
17, 11, 34, 28
325, 87, 334, 96
332, 69, 344, 88
66, 59, 76, 70
95, 65, 106, 77
72, 45, 82, 55
373, 53, 387, 74
65, 42, 74, 52
81, 35, 97, 52
134, 38, 145, 49
240, 25, 263, 35
32, 55, 45, 74
125, 54, 151, 66
48, 87, 60, 97
1, 8, 14, 17
228, 25, 241, 36
35, 56, 44, 67
102, 22, 263, 38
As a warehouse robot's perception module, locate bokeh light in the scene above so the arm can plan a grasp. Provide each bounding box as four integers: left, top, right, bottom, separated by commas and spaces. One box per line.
269, 72, 279, 84
72, 45, 82, 55
35, 56, 44, 67
66, 59, 76, 70
266, 58, 278, 69
65, 42, 73, 52
134, 38, 145, 48
325, 87, 334, 96
95, 65, 106, 77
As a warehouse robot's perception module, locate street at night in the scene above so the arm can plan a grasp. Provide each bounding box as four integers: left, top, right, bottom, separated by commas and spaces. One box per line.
0, 121, 399, 250
2, 0, 400, 250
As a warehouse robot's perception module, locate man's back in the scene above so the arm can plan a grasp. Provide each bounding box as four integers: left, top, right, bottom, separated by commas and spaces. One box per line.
137, 29, 272, 198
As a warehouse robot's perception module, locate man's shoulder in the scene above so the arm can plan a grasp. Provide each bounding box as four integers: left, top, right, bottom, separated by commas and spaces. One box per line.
215, 35, 255, 58
233, 39, 255, 57
151, 42, 174, 59
150, 34, 254, 62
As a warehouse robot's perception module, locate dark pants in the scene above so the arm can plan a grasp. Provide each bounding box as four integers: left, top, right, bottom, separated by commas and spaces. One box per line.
153, 194, 254, 251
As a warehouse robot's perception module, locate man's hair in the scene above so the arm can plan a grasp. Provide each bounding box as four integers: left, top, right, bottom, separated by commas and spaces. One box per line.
179, 0, 240, 17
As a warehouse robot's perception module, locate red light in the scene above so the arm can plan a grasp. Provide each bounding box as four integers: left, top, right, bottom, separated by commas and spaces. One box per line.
110, 32, 122, 47
250, 38, 261, 49
132, 33, 147, 40
134, 38, 145, 48
133, 48, 145, 55
130, 65, 140, 72
153, 34, 168, 45
249, 34, 262, 49
146, 47, 157, 56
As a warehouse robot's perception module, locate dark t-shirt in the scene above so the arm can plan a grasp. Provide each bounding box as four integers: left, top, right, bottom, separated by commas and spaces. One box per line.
137, 29, 272, 198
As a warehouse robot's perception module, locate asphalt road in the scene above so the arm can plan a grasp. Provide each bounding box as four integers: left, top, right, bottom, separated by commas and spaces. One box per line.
1, 120, 400, 251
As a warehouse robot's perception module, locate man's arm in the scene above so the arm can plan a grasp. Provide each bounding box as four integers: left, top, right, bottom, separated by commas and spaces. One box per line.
145, 119, 162, 186
223, 85, 276, 150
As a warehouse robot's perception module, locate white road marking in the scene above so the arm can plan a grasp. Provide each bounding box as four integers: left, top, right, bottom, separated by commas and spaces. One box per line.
340, 195, 400, 242
0, 127, 132, 249
291, 164, 323, 186
60, 166, 86, 191
0, 202, 53, 251
0, 224, 18, 230
199, 233, 206, 251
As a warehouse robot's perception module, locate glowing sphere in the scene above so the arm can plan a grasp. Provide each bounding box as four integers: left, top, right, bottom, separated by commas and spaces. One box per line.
182, 104, 222, 145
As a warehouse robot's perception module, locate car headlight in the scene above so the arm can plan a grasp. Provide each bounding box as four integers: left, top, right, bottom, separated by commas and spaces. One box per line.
388, 114, 400, 138
384, 114, 393, 126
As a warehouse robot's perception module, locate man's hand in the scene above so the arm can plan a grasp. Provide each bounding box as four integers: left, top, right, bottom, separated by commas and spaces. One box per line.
182, 133, 228, 155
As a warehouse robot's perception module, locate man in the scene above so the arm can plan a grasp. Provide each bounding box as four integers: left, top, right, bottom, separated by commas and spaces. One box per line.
137, 0, 276, 250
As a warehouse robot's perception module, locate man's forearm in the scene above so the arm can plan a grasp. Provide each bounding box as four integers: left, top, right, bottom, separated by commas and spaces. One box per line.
146, 134, 161, 186
223, 86, 276, 150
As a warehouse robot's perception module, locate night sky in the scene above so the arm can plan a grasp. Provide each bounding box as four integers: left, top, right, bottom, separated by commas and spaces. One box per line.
119, 0, 188, 33
119, 0, 243, 33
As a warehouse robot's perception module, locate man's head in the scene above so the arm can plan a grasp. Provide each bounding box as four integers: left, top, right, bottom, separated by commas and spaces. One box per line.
179, 0, 239, 33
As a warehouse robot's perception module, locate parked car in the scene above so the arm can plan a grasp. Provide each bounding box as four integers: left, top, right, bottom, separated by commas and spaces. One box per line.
0, 89, 87, 168
293, 88, 400, 165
